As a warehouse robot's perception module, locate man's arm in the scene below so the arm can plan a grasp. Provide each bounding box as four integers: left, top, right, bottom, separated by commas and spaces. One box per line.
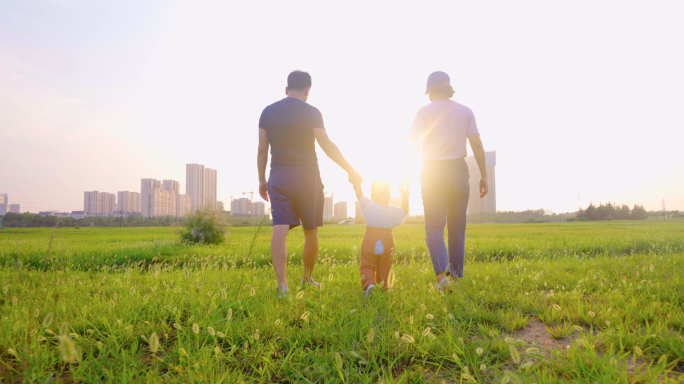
467, 133, 488, 198
314, 128, 362, 184
257, 129, 270, 201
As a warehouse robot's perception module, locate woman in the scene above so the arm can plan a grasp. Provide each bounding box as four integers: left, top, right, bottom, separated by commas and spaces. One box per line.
407, 71, 489, 291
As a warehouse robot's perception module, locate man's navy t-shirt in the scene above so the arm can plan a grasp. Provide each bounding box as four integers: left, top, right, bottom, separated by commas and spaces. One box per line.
259, 97, 325, 174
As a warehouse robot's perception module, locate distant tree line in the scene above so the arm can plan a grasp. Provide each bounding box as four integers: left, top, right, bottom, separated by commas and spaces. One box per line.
0, 212, 181, 228
576, 203, 648, 221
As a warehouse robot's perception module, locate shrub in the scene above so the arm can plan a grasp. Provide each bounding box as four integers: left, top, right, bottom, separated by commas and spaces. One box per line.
75, 225, 80, 230
180, 208, 229, 245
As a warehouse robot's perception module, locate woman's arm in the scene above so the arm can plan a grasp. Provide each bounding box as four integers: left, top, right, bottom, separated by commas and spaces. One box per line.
468, 134, 489, 198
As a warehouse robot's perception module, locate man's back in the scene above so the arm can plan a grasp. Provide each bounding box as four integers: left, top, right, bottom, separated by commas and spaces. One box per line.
259, 97, 324, 174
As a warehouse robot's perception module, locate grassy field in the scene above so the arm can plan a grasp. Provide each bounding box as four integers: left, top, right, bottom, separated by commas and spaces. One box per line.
0, 221, 683, 383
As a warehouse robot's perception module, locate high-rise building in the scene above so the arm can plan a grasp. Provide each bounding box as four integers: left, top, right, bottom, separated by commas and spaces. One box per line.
253, 201, 266, 216
9, 204, 20, 213
231, 198, 252, 217
355, 201, 365, 224
466, 150, 497, 216
176, 194, 192, 217
117, 191, 141, 213
84, 191, 116, 215
334, 201, 347, 219
163, 180, 181, 196
84, 191, 101, 214
186, 164, 205, 212
0, 193, 8, 215
101, 193, 116, 215
323, 196, 334, 220
204, 168, 217, 210
141, 179, 178, 218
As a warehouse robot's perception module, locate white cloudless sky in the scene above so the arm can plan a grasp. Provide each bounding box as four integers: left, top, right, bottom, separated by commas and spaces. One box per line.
1, 0, 683, 214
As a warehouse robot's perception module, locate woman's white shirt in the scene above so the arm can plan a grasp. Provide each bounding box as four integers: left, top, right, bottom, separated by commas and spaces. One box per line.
408, 99, 479, 160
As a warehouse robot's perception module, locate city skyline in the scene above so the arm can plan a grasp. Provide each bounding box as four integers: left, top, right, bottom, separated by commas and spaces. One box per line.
1, 1, 683, 214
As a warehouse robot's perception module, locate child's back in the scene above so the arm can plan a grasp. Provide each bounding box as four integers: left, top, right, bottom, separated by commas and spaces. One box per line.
354, 181, 409, 296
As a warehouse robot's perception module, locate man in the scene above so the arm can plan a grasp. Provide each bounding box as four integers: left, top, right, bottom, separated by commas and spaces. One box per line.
257, 70, 362, 298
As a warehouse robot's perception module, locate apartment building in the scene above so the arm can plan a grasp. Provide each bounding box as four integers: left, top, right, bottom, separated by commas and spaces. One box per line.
231, 197, 251, 217
323, 196, 334, 220
253, 201, 266, 217
176, 194, 192, 217
334, 201, 347, 219
466, 150, 497, 216
0, 194, 8, 215
141, 179, 179, 218
204, 168, 217, 210
186, 164, 205, 212
9, 204, 20, 213
117, 191, 141, 213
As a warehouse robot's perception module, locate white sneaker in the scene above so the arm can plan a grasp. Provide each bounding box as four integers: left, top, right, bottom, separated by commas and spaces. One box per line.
436, 277, 455, 292
301, 277, 321, 287
276, 283, 288, 298
364, 284, 375, 298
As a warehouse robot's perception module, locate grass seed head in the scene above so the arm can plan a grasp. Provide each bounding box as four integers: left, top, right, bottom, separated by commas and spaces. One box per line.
59, 335, 78, 363
250, 287, 256, 296
401, 334, 415, 343
552, 304, 561, 311
42, 313, 54, 328
274, 319, 281, 326
426, 314, 434, 320
476, 347, 484, 355
422, 327, 432, 337
366, 327, 375, 344
173, 323, 182, 330
296, 291, 305, 299
149, 332, 159, 353
192, 323, 199, 334
334, 352, 343, 369
207, 326, 215, 336
217, 331, 225, 338
227, 308, 233, 321
509, 344, 521, 364
11, 296, 17, 306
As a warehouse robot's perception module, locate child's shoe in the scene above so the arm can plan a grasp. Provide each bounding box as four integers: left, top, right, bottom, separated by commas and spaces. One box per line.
364, 284, 375, 298
301, 277, 321, 287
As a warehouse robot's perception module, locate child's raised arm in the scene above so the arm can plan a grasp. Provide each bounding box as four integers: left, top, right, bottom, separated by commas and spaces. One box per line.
353, 182, 364, 202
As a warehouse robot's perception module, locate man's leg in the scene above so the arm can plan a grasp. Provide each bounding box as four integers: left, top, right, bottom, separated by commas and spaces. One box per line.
271, 225, 290, 288
302, 228, 318, 282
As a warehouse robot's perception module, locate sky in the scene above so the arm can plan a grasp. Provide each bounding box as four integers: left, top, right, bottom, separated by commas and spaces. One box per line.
1, 0, 683, 215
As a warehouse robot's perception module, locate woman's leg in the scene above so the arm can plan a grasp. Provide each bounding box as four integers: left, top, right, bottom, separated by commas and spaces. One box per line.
446, 161, 470, 278
422, 171, 449, 279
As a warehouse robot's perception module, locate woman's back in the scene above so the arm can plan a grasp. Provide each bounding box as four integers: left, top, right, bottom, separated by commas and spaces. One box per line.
408, 99, 478, 160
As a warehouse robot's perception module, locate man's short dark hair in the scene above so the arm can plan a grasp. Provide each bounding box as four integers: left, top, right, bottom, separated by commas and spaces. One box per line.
287, 70, 312, 91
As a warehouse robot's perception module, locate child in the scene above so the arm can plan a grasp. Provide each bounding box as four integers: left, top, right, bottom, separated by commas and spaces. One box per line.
353, 180, 409, 297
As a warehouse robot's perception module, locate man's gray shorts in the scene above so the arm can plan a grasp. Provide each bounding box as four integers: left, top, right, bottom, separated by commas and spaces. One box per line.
268, 171, 324, 230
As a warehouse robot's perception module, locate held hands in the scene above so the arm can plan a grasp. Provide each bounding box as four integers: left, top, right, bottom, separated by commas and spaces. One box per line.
479, 178, 489, 198
259, 180, 269, 202
348, 169, 363, 185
